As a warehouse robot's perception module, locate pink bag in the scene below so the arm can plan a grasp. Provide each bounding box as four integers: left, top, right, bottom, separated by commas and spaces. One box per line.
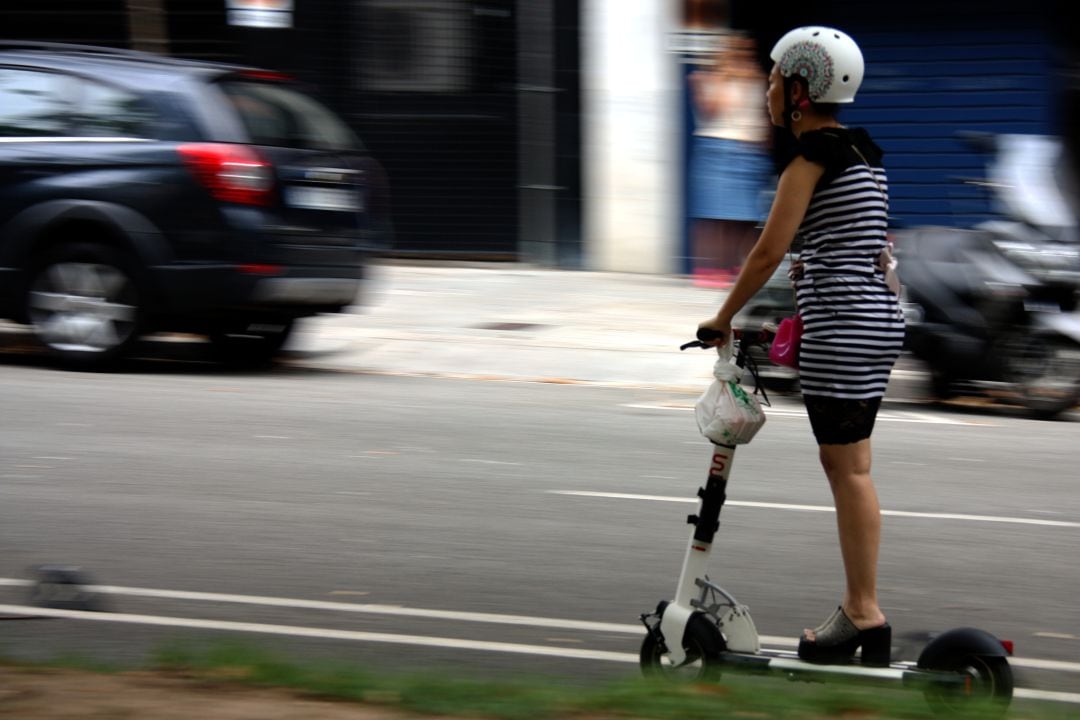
769, 313, 803, 369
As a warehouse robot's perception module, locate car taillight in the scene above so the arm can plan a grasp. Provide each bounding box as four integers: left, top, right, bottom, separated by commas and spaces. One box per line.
178, 143, 273, 206
240, 70, 293, 82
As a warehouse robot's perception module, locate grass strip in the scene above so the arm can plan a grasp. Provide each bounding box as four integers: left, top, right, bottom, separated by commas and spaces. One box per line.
2, 639, 1075, 720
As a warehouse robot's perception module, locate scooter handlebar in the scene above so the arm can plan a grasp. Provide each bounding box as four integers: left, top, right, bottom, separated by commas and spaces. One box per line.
680, 325, 775, 352
697, 327, 726, 343
680, 327, 727, 351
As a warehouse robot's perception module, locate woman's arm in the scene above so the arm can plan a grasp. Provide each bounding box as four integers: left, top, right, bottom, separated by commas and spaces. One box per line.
698, 156, 824, 341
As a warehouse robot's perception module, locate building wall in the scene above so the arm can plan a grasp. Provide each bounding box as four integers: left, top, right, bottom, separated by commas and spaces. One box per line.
518, 0, 583, 268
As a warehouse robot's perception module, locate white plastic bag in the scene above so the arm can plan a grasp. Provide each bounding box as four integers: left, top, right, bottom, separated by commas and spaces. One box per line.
694, 344, 766, 445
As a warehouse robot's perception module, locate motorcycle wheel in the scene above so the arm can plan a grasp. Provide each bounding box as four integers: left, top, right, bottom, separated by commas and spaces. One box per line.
1002, 335, 1080, 419
929, 369, 957, 400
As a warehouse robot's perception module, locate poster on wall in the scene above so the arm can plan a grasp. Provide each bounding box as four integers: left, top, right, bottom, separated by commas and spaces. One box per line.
226, 0, 294, 29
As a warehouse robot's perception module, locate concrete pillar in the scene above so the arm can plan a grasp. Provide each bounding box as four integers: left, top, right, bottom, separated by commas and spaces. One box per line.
583, 0, 682, 273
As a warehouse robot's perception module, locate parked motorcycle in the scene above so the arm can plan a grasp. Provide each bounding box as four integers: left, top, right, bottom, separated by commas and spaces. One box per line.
899, 227, 1080, 417
898, 134, 1080, 418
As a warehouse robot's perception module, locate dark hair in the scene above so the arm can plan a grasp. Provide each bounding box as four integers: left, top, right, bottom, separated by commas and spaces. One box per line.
784, 76, 841, 118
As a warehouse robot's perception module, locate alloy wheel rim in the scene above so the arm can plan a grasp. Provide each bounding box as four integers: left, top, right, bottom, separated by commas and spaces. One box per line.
29, 262, 137, 353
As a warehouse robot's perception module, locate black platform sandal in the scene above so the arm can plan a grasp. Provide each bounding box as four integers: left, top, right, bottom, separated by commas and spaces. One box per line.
797, 606, 891, 667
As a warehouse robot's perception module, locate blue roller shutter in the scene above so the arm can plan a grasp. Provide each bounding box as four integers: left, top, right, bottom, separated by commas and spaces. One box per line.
738, 0, 1059, 229
841, 28, 1056, 228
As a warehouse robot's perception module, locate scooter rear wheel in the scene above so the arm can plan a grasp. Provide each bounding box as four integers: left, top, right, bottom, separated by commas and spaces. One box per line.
640, 613, 725, 682
921, 653, 1013, 718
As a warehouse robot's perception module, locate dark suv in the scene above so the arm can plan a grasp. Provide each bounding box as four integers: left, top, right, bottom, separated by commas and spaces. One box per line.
0, 41, 389, 368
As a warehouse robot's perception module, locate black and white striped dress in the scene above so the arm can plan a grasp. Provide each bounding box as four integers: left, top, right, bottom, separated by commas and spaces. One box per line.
793, 128, 905, 400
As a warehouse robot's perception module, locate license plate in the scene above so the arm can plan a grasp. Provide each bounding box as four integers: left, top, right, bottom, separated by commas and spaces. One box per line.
285, 186, 362, 212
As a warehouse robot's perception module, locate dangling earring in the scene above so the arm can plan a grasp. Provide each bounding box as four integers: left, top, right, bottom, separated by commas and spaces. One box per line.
791, 110, 802, 123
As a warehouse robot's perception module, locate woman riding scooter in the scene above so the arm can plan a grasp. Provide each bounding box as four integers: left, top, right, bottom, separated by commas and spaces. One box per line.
698, 26, 905, 665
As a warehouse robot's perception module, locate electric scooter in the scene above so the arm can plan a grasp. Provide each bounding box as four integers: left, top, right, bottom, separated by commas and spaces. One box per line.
639, 328, 1015, 716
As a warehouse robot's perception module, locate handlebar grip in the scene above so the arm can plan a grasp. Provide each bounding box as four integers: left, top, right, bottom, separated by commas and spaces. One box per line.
696, 327, 725, 344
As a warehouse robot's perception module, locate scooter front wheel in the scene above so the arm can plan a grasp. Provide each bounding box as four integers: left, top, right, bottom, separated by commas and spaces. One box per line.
640, 613, 725, 682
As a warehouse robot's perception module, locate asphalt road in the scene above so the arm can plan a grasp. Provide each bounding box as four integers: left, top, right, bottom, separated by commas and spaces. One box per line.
1, 351, 1078, 702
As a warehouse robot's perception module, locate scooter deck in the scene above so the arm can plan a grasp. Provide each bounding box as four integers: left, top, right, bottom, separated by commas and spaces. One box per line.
718, 648, 965, 687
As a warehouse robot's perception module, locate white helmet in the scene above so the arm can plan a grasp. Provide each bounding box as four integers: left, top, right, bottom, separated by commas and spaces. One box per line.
769, 26, 864, 104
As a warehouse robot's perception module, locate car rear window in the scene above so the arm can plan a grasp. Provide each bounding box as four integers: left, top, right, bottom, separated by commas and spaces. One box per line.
218, 79, 362, 152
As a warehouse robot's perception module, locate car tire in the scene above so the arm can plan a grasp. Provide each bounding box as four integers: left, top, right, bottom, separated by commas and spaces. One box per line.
26, 242, 145, 370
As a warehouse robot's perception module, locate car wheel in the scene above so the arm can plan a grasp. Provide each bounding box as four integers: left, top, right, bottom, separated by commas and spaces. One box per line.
929, 368, 957, 400
26, 243, 144, 369
210, 316, 294, 368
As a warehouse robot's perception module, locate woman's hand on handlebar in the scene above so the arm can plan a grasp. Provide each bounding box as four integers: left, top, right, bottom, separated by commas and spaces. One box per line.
697, 314, 732, 347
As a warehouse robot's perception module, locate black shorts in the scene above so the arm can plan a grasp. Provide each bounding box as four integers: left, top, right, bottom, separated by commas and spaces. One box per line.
804, 395, 883, 445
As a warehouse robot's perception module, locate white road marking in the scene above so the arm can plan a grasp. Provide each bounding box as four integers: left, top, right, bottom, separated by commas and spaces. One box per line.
1011, 657, 1080, 672
1036, 632, 1080, 641
0, 604, 638, 664
3, 581, 1080, 695
1015, 688, 1080, 704
459, 459, 523, 466
548, 491, 1080, 528
621, 403, 987, 426
0, 602, 1077, 706
0, 576, 790, 645
0, 578, 637, 634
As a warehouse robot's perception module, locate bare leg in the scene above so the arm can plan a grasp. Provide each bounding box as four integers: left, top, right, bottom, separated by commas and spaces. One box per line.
692, 219, 734, 285
732, 220, 760, 272
805, 439, 887, 637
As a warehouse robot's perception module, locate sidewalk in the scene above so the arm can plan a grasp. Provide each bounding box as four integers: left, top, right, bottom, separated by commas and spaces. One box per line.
288, 261, 928, 398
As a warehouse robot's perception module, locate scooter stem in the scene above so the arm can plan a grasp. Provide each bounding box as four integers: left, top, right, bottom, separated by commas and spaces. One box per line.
674, 444, 733, 606
658, 443, 734, 665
